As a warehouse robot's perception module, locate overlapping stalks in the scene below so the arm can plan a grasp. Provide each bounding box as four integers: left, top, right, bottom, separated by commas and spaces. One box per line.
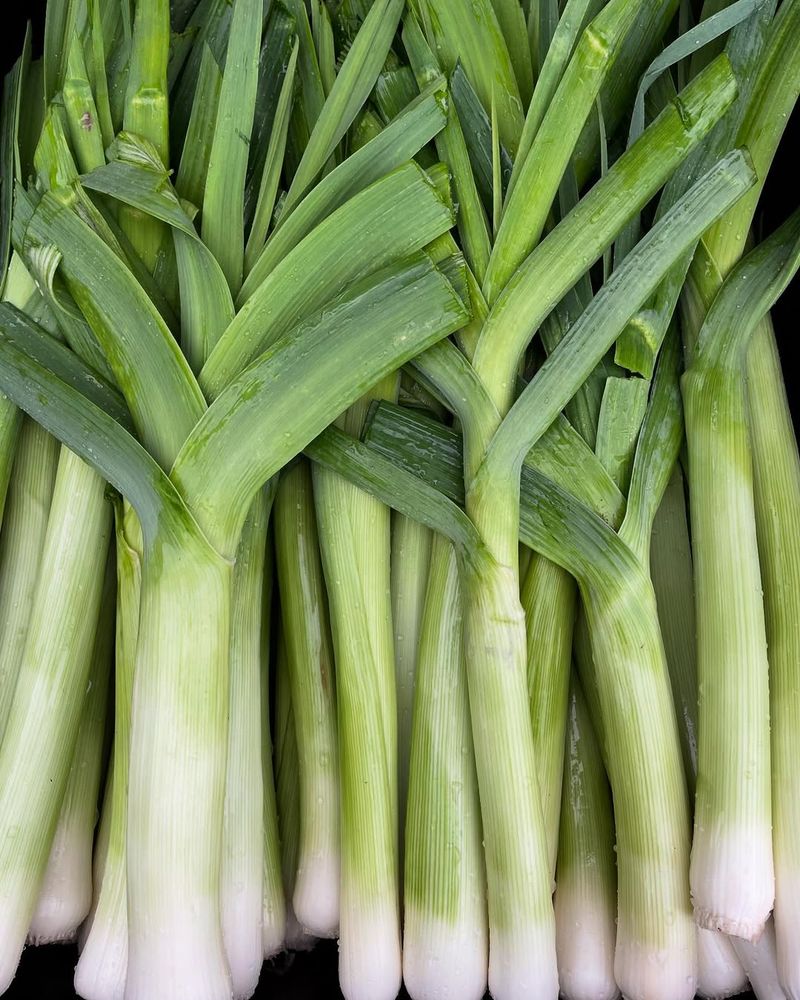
0, 0, 798, 999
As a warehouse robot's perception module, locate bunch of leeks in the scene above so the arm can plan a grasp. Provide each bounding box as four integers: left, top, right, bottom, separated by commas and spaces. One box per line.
0, 0, 798, 999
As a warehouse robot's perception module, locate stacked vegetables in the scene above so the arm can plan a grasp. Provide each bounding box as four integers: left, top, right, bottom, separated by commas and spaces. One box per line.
0, 0, 798, 998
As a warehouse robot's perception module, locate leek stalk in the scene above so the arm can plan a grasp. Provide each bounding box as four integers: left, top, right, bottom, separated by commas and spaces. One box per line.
274, 460, 339, 938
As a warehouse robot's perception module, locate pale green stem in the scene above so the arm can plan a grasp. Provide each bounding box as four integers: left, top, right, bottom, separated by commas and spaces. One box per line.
124, 522, 233, 1000
74, 502, 141, 1000
649, 465, 698, 791
554, 674, 618, 1000
221, 488, 273, 997
313, 426, 401, 1000
275, 460, 339, 939
260, 536, 284, 960
463, 475, 557, 1000
402, 535, 488, 1000
747, 314, 800, 996
580, 570, 695, 1000
0, 419, 59, 738
522, 552, 577, 877
683, 363, 773, 940
649, 459, 760, 999
391, 513, 432, 846
273, 634, 316, 953
0, 451, 111, 993
29, 551, 114, 944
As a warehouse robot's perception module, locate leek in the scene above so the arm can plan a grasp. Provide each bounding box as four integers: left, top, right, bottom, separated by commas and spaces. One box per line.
0, 5, 798, 1000
74, 503, 141, 1000
274, 459, 340, 938
29, 554, 114, 944
402, 535, 487, 1000
273, 632, 316, 953
312, 380, 402, 1000
554, 674, 618, 1000
684, 210, 800, 940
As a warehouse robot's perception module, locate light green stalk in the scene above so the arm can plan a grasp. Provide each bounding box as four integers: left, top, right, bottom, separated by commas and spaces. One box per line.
457, 481, 558, 999
649, 465, 698, 788
312, 382, 401, 1000
747, 314, 800, 997
672, 0, 800, 978
643, 394, 779, 996
259, 534, 284, 961
574, 541, 696, 1000
0, 419, 59, 737
391, 512, 432, 838
221, 487, 274, 997
29, 552, 114, 944
649, 471, 750, 1000
554, 675, 618, 1000
124, 511, 234, 1000
683, 211, 800, 941
402, 534, 488, 1000
0, 260, 57, 690
0, 450, 111, 992
273, 634, 315, 952
522, 553, 577, 876
274, 459, 339, 938
74, 502, 141, 1000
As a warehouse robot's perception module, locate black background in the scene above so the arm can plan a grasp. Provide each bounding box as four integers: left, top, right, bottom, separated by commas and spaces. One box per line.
0, 3, 796, 998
